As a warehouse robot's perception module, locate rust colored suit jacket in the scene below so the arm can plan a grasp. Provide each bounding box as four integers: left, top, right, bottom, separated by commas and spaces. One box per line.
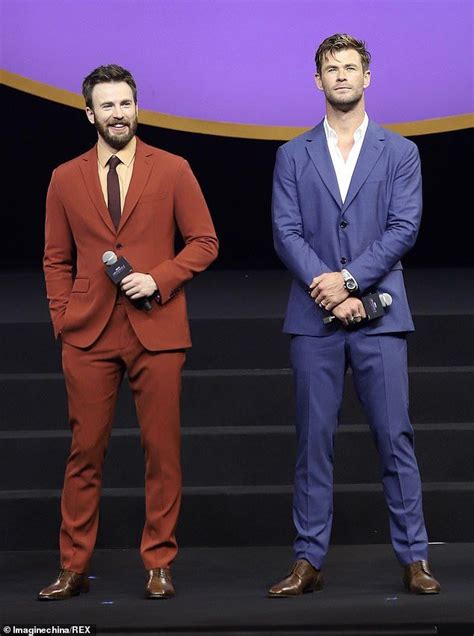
44, 137, 218, 351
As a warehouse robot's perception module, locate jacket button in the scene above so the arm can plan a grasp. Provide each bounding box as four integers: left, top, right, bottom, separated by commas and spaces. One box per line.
116, 243, 123, 249
340, 220, 348, 229
340, 257, 347, 265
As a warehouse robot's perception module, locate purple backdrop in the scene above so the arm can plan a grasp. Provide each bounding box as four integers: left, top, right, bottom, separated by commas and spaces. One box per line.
2, 0, 472, 125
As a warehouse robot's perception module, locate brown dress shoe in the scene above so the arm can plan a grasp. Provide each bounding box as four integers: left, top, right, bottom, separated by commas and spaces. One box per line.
38, 569, 90, 601
145, 568, 175, 599
268, 559, 323, 597
403, 560, 441, 594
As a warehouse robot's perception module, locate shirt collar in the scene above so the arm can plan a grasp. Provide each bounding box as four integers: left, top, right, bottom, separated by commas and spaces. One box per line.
323, 113, 369, 143
97, 135, 137, 168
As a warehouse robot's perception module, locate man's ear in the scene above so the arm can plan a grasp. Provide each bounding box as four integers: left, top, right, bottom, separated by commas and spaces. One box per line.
85, 107, 95, 125
314, 73, 324, 91
363, 70, 371, 89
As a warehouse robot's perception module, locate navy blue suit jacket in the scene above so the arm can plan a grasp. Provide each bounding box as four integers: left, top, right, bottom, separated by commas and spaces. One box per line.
272, 119, 422, 336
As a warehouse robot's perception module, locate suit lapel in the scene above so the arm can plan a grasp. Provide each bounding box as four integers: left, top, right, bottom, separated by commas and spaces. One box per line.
118, 138, 154, 233
79, 147, 116, 233
342, 121, 385, 211
305, 122, 343, 209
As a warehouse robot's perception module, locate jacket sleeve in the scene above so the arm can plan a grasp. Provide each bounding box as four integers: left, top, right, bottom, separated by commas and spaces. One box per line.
347, 142, 422, 292
43, 170, 75, 338
272, 145, 332, 287
148, 160, 218, 303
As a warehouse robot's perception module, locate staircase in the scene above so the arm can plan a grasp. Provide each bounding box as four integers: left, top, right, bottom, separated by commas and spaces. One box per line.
1, 270, 473, 550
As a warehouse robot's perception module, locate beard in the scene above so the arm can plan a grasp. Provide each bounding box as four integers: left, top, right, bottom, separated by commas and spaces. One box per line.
94, 115, 138, 150
325, 86, 364, 113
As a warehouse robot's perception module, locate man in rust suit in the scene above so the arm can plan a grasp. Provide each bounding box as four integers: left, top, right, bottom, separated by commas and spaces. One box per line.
39, 64, 218, 600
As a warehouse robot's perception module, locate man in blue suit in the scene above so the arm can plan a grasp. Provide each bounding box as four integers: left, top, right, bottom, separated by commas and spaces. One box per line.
269, 34, 441, 596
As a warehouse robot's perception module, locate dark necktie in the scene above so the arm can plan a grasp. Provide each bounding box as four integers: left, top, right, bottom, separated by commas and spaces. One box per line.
107, 155, 122, 230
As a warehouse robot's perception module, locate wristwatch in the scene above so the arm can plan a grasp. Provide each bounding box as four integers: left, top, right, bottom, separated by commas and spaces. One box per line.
341, 269, 358, 292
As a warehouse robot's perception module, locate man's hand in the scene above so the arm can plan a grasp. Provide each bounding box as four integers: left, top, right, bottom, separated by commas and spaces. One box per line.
121, 273, 157, 300
332, 297, 366, 327
310, 272, 348, 311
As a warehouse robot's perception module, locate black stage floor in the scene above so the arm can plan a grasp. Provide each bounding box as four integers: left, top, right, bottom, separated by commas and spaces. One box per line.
1, 544, 473, 635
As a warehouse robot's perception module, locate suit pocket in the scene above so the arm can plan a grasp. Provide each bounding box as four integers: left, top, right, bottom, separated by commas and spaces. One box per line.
71, 278, 90, 293
365, 177, 387, 183
140, 191, 169, 203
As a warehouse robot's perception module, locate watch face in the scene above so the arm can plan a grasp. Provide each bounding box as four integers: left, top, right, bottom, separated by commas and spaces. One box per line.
346, 279, 357, 291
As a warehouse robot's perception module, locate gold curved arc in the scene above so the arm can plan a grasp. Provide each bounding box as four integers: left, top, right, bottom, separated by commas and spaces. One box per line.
2, 69, 473, 139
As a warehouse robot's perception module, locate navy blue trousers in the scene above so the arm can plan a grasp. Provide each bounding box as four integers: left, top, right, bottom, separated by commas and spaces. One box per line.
290, 330, 428, 568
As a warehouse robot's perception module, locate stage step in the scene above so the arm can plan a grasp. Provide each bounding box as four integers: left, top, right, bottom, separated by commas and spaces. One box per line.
1, 367, 473, 430
1, 483, 472, 550
1, 270, 472, 550
1, 424, 473, 490
1, 314, 473, 373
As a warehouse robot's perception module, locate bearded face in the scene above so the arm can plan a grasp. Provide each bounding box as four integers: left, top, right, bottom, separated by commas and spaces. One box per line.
86, 81, 138, 150
316, 49, 370, 113
93, 110, 138, 150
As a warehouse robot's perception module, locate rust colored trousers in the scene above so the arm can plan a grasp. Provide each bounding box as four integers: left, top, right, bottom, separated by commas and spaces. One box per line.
59, 300, 185, 573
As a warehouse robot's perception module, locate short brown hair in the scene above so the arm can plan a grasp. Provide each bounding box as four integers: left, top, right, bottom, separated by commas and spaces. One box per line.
82, 64, 137, 109
315, 34, 371, 74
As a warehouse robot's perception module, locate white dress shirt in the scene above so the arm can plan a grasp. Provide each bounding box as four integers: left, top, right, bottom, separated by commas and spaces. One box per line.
323, 113, 369, 204
323, 113, 369, 289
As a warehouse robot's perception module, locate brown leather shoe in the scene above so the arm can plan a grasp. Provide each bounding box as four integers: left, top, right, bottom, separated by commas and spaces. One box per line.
145, 568, 175, 599
403, 560, 441, 594
37, 569, 90, 601
268, 559, 323, 597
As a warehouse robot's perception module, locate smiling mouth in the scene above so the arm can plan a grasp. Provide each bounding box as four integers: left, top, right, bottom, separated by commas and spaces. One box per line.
109, 124, 128, 131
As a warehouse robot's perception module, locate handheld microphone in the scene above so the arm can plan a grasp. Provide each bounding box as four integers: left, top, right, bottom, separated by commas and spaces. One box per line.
323, 292, 392, 324
102, 251, 152, 311
362, 292, 392, 320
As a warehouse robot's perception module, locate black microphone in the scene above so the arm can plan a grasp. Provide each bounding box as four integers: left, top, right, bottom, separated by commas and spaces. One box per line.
102, 251, 152, 311
323, 292, 392, 324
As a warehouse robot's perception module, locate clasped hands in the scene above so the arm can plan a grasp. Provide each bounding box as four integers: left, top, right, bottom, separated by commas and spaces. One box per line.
309, 272, 366, 327
121, 273, 157, 300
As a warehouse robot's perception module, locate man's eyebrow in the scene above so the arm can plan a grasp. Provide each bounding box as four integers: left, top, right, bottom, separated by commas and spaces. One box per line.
98, 99, 132, 107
